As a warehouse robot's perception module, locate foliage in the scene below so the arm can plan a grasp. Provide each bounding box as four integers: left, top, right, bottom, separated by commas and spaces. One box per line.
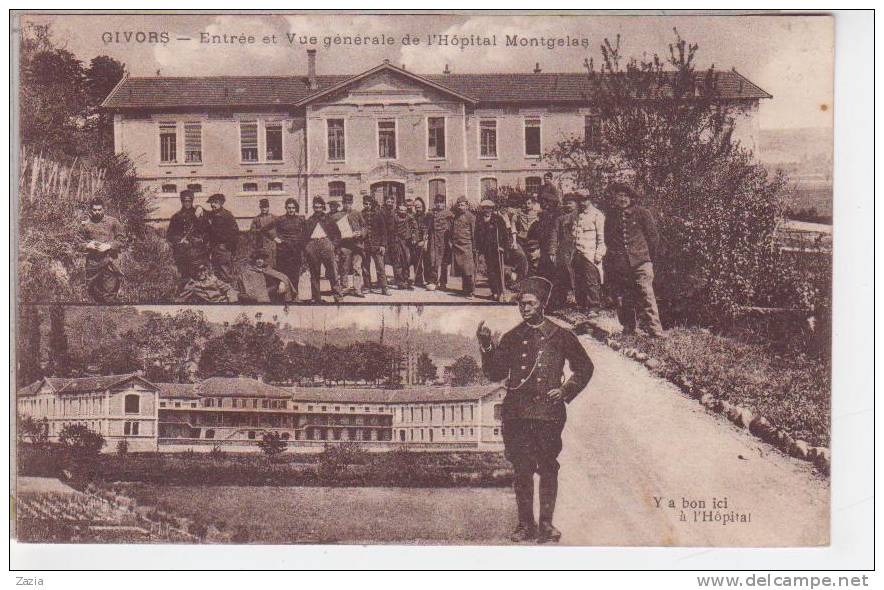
58, 423, 105, 457
544, 32, 800, 324
18, 416, 49, 446
257, 431, 287, 458
116, 439, 129, 457
415, 352, 438, 384
126, 309, 211, 383
446, 355, 483, 386
17, 306, 42, 386
47, 307, 71, 376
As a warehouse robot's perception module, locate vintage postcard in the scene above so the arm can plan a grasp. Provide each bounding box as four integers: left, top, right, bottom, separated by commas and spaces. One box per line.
13, 10, 835, 553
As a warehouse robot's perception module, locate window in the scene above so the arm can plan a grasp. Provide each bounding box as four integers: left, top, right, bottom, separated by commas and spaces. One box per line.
378, 120, 397, 159
525, 176, 542, 195
242, 182, 258, 192
233, 399, 239, 408
480, 178, 498, 199
428, 179, 446, 204
124, 394, 140, 414
584, 115, 602, 151
308, 405, 314, 412
187, 183, 203, 193
252, 399, 258, 408
248, 431, 256, 440
160, 122, 177, 163
240, 121, 259, 162
427, 117, 446, 158
161, 184, 178, 194
524, 118, 541, 157
262, 400, 269, 409
479, 119, 497, 158
328, 181, 346, 198
493, 403, 503, 420
124, 421, 139, 436
327, 119, 345, 161
174, 402, 181, 408
184, 122, 202, 163
268, 181, 284, 192
493, 427, 500, 436
205, 429, 215, 439
160, 402, 166, 408
265, 122, 283, 161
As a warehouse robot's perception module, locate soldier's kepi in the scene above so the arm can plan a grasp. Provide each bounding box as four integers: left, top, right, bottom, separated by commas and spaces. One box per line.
477, 275, 594, 544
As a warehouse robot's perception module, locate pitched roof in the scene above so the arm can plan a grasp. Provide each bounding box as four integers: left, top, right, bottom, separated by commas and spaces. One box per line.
20, 373, 157, 395
157, 383, 200, 399
290, 385, 502, 404
102, 65, 770, 110
193, 376, 292, 399
17, 381, 43, 398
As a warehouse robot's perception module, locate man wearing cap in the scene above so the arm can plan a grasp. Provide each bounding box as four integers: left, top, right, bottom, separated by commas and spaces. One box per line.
538, 172, 561, 205
604, 183, 663, 337
475, 199, 509, 301
203, 193, 240, 285
477, 276, 594, 543
390, 203, 418, 289
167, 190, 207, 285
514, 196, 540, 274
264, 198, 305, 302
530, 193, 564, 308
337, 194, 366, 297
249, 198, 277, 269
548, 192, 581, 309
360, 194, 390, 296
450, 196, 477, 297
80, 198, 126, 302
303, 196, 343, 303
424, 194, 452, 292
237, 248, 296, 303
571, 192, 606, 314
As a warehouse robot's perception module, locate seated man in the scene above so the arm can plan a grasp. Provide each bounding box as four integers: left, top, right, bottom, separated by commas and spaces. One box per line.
237, 249, 296, 303
176, 263, 238, 303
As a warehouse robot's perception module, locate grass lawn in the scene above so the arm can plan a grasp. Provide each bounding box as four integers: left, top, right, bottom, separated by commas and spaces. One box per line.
119, 483, 514, 544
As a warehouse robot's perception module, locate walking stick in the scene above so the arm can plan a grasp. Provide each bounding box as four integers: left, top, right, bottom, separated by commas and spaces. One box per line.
494, 215, 506, 299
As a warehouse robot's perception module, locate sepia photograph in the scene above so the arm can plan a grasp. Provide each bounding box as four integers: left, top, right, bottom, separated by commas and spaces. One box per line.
9, 8, 865, 575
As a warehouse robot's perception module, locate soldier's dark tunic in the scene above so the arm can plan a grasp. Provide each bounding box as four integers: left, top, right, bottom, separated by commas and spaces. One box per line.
80, 215, 126, 302
390, 213, 417, 286
249, 212, 277, 268
480, 317, 593, 473
424, 208, 453, 287
265, 214, 305, 297
475, 212, 509, 297
166, 207, 206, 282
203, 207, 240, 285
360, 206, 388, 290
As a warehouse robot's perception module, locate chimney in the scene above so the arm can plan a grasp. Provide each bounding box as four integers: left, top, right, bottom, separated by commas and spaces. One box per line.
307, 49, 317, 90
533, 62, 542, 74
443, 64, 451, 75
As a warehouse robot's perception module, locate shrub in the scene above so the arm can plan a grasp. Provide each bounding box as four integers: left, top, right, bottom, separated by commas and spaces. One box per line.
116, 440, 129, 457
18, 416, 49, 447
57, 423, 104, 457
208, 444, 225, 461
257, 431, 287, 458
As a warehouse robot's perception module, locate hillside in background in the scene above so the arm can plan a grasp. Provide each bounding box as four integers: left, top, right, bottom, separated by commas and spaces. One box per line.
758, 127, 833, 220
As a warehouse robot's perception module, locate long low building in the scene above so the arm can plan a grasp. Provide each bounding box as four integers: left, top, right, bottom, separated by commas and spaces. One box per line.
17, 373, 506, 453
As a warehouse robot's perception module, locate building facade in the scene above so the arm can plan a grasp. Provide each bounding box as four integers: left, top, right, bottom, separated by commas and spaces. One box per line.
102, 52, 771, 226
18, 374, 505, 453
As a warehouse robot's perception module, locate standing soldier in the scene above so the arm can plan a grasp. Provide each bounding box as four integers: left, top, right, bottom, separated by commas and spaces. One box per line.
450, 196, 477, 297
303, 196, 343, 303
477, 276, 594, 543
424, 194, 452, 292
475, 199, 509, 301
337, 193, 366, 297
549, 193, 581, 310
203, 193, 240, 285
390, 203, 418, 290
571, 192, 606, 315
514, 195, 540, 274
80, 198, 126, 302
249, 198, 277, 269
166, 189, 206, 285
266, 198, 305, 302
538, 171, 561, 205
530, 194, 563, 308
360, 194, 390, 296
604, 183, 664, 337
411, 197, 428, 288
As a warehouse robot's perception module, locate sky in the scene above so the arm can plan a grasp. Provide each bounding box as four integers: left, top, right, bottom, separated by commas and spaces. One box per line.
137, 304, 521, 339
19, 11, 833, 130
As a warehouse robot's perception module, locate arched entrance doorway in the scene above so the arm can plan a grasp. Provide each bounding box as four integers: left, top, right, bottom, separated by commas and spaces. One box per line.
370, 181, 405, 205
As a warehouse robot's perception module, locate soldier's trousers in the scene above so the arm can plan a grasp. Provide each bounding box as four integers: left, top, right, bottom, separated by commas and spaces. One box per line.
361, 247, 388, 290
609, 261, 663, 337
85, 254, 122, 303
276, 243, 303, 299
338, 244, 363, 291
303, 237, 341, 302
210, 244, 236, 285
411, 243, 426, 285
503, 418, 565, 525
572, 252, 602, 310
506, 245, 529, 283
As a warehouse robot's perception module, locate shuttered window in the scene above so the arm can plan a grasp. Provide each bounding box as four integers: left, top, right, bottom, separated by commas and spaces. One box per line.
480, 177, 498, 199
184, 122, 202, 163
584, 115, 602, 152
159, 122, 177, 163
525, 176, 542, 195
428, 179, 446, 203
378, 120, 396, 159
480, 119, 497, 158
327, 119, 345, 161
240, 121, 259, 162
265, 123, 283, 161
328, 181, 346, 198
427, 117, 445, 158
524, 118, 541, 157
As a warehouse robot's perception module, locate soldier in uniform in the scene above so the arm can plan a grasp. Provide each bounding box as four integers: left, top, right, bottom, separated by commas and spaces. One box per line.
249, 198, 277, 269
265, 197, 305, 302
424, 194, 452, 291
80, 199, 126, 302
360, 194, 390, 296
303, 196, 343, 303
337, 193, 366, 297
477, 276, 594, 543
203, 193, 240, 285
450, 196, 477, 297
166, 189, 207, 286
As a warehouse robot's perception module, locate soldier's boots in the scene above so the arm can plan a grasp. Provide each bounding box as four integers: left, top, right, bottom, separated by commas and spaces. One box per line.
509, 523, 537, 543
536, 521, 562, 544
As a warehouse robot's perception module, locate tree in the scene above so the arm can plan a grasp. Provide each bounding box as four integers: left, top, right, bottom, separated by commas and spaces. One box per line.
447, 355, 483, 386
17, 306, 42, 386
58, 423, 105, 457
415, 352, 438, 384
132, 310, 211, 382
257, 431, 287, 458
18, 416, 49, 446
48, 306, 71, 376
198, 313, 286, 380
544, 32, 789, 323
84, 55, 125, 108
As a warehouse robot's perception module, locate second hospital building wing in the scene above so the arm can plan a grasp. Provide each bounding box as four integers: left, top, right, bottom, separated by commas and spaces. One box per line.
102, 53, 771, 224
